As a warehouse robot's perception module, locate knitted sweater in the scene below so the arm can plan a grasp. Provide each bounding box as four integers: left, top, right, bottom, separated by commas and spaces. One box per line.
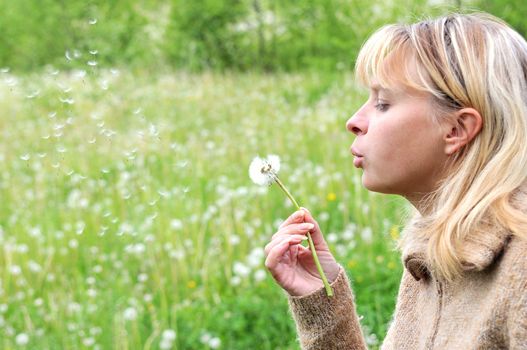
288, 195, 527, 349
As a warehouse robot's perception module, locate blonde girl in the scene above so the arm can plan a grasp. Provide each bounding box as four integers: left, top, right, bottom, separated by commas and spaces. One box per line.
264, 13, 527, 349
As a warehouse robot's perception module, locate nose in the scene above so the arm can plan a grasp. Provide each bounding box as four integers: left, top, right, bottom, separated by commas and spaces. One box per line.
346, 106, 368, 136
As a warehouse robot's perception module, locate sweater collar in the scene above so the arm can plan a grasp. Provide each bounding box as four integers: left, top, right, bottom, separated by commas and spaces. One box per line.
401, 184, 527, 281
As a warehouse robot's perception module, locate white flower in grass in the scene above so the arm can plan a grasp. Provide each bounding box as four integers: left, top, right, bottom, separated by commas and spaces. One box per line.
230, 276, 241, 286
254, 269, 266, 282
327, 233, 338, 243
233, 262, 250, 277
162, 329, 177, 341
83, 337, 95, 346
15, 333, 29, 345
160, 329, 177, 349
160, 340, 173, 350
249, 155, 280, 186
200, 332, 212, 344
209, 337, 221, 349
247, 247, 264, 267
170, 219, 183, 230
123, 307, 138, 321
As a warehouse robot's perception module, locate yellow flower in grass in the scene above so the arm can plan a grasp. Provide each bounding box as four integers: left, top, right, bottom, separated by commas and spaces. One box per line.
347, 259, 358, 269
326, 192, 337, 201
187, 280, 197, 289
390, 225, 400, 240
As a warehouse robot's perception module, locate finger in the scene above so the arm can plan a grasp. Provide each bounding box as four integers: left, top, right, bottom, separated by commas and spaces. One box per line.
265, 234, 306, 256
297, 245, 311, 255
271, 222, 314, 240
265, 236, 304, 271
300, 207, 329, 249
265, 234, 307, 255
278, 210, 306, 230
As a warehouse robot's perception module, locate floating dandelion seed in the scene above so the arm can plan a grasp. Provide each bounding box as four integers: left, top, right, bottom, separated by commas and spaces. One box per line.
248, 154, 333, 296
89, 50, 98, 55
26, 90, 40, 99
87, 61, 98, 67
176, 160, 188, 168
99, 80, 109, 90
88, 18, 98, 25
65, 51, 73, 61
74, 69, 86, 79
59, 97, 75, 105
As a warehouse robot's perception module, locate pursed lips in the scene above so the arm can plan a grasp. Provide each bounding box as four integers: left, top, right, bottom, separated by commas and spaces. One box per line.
350, 147, 364, 168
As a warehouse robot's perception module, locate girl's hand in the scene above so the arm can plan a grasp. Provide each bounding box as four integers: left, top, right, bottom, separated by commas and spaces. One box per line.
264, 208, 340, 296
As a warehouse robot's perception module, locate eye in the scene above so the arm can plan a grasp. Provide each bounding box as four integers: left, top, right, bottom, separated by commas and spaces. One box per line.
374, 100, 390, 112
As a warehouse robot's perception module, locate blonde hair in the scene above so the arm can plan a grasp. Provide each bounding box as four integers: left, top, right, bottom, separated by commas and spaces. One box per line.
355, 13, 527, 280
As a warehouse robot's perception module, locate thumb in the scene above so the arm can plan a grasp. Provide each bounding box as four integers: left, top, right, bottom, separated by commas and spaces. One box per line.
300, 207, 329, 250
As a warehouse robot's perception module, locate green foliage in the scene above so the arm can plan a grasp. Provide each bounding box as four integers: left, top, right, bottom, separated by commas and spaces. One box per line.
1, 0, 458, 72
476, 0, 527, 38
165, 0, 249, 70
165, 0, 435, 71
0, 0, 160, 70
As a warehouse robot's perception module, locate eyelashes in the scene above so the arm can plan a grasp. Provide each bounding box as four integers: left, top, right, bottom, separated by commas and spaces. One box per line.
374, 101, 390, 112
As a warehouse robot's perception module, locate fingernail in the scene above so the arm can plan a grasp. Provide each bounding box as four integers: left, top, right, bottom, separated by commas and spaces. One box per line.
295, 211, 304, 219
301, 223, 314, 230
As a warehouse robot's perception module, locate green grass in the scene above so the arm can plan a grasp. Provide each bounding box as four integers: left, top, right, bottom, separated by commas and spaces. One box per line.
0, 67, 409, 349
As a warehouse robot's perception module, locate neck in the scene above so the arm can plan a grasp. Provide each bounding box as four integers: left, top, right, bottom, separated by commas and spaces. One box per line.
405, 191, 436, 216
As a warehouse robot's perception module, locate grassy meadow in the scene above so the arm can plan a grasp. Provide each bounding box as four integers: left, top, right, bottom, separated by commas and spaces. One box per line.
0, 66, 410, 349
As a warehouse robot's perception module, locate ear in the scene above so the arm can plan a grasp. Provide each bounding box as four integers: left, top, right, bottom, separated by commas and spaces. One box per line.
444, 108, 483, 155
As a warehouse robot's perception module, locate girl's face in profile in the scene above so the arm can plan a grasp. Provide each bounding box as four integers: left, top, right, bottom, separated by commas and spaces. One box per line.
346, 80, 450, 201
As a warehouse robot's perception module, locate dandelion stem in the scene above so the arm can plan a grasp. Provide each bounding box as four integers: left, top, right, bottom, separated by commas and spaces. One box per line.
273, 174, 334, 297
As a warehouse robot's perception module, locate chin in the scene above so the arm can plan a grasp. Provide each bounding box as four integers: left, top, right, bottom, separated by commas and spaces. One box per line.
362, 175, 398, 195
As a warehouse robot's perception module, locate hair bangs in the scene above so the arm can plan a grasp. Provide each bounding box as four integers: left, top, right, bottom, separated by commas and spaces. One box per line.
355, 24, 431, 95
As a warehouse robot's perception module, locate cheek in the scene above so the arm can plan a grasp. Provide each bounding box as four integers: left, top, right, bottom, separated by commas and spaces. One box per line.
363, 118, 442, 187
368, 120, 413, 162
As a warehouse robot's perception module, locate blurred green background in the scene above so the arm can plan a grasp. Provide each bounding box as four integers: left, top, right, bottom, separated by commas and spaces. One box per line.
2, 0, 524, 72
0, 0, 524, 349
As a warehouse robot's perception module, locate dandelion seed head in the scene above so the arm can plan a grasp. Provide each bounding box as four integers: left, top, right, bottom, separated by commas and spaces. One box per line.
249, 154, 280, 186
